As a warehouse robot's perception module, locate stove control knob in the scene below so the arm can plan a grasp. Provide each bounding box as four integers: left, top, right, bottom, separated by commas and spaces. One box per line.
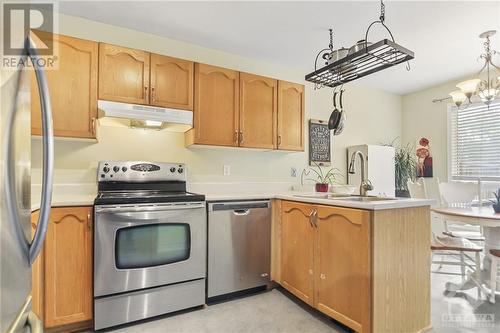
113, 166, 120, 173
122, 166, 127, 172
170, 167, 176, 173
178, 168, 184, 174
103, 166, 110, 173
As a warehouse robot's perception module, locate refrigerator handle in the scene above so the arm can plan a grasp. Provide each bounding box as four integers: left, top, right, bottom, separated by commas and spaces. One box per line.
27, 36, 54, 264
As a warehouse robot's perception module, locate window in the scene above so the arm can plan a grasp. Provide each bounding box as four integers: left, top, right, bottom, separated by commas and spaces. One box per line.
115, 223, 191, 269
449, 100, 500, 180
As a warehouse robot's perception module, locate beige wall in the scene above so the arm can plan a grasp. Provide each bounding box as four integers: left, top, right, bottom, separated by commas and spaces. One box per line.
401, 74, 493, 199
401, 79, 456, 198
32, 13, 402, 185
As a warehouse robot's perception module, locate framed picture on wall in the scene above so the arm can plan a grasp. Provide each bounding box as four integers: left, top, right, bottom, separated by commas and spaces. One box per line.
308, 119, 331, 166
416, 137, 433, 177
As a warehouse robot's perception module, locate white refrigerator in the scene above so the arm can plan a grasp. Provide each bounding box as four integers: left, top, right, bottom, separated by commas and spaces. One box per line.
347, 144, 395, 197
0, 37, 54, 333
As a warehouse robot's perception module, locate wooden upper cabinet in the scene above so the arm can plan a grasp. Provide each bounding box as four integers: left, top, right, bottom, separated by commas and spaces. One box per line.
31, 32, 98, 138
280, 201, 315, 306
278, 81, 304, 151
98, 43, 150, 105
239, 73, 278, 149
150, 54, 194, 110
189, 63, 239, 146
44, 207, 93, 328
315, 205, 371, 333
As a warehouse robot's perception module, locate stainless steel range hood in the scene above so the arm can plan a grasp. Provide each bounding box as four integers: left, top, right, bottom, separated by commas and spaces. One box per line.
97, 100, 193, 132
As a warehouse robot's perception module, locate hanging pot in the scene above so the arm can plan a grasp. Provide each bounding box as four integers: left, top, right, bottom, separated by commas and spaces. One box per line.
348, 39, 373, 55
328, 91, 341, 130
325, 47, 349, 65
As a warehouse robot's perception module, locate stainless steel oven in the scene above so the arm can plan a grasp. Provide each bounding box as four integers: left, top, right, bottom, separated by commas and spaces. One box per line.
93, 161, 206, 330
94, 202, 206, 297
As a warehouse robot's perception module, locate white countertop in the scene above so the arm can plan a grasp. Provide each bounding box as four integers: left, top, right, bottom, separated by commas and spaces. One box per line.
31, 183, 96, 212
205, 191, 434, 210
30, 182, 434, 212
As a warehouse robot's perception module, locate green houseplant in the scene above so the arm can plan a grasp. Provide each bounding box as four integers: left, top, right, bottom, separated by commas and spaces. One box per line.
301, 162, 343, 192
385, 139, 417, 197
490, 189, 500, 213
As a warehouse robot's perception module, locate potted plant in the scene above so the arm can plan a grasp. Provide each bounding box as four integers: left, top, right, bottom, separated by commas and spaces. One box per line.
491, 189, 500, 213
301, 162, 343, 192
385, 139, 417, 197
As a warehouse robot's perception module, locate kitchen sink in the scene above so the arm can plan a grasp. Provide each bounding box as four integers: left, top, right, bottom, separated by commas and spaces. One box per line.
331, 196, 397, 202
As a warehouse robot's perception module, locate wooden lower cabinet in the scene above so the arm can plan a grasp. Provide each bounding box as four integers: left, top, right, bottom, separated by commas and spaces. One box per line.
280, 201, 315, 305
277, 200, 431, 333
315, 205, 371, 333
31, 212, 43, 318
31, 206, 93, 332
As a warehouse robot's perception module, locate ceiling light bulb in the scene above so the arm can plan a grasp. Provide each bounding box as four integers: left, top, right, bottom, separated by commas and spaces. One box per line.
449, 90, 467, 107
478, 88, 499, 104
456, 79, 481, 99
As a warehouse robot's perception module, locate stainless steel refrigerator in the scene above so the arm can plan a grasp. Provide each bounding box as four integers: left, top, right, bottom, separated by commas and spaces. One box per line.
1, 37, 54, 333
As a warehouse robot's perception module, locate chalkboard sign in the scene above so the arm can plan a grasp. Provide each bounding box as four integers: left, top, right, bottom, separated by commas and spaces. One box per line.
309, 119, 331, 166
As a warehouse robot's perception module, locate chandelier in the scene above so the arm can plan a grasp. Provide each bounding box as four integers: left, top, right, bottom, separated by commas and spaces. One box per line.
449, 30, 500, 108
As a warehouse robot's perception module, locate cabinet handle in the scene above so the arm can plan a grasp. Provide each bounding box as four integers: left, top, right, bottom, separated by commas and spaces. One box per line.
144, 86, 149, 101
312, 209, 318, 228
234, 130, 238, 144
308, 209, 315, 228
87, 212, 91, 231
320, 273, 326, 280
278, 134, 282, 147
239, 131, 244, 144
91, 117, 96, 136
151, 87, 155, 102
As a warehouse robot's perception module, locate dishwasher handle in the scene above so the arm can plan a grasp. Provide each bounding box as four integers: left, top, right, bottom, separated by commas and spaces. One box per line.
208, 200, 270, 212
232, 209, 250, 216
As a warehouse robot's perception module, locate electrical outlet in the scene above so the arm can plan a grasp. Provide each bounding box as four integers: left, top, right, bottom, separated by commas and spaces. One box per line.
223, 165, 231, 176
291, 167, 297, 177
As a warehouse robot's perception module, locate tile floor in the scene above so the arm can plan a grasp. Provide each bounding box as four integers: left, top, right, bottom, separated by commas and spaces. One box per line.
95, 266, 500, 333
102, 288, 347, 333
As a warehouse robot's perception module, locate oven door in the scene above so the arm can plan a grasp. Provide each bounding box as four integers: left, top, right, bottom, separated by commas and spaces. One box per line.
94, 202, 206, 297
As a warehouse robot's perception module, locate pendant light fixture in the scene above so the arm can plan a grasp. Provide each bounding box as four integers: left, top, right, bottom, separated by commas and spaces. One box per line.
449, 30, 500, 108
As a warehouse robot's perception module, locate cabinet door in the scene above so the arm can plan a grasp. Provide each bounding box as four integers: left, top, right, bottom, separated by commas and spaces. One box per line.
315, 205, 371, 333
191, 63, 239, 146
31, 32, 98, 138
280, 201, 315, 306
277, 81, 304, 151
150, 54, 193, 110
98, 43, 150, 104
31, 212, 43, 319
239, 73, 277, 149
44, 207, 93, 328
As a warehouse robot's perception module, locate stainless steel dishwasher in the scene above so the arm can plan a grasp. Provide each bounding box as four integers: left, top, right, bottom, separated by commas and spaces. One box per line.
207, 200, 271, 301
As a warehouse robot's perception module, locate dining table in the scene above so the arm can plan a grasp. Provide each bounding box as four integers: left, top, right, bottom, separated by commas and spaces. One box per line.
431, 206, 500, 298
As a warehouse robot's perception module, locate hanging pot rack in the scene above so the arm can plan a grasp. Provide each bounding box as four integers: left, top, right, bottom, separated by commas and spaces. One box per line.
305, 0, 414, 89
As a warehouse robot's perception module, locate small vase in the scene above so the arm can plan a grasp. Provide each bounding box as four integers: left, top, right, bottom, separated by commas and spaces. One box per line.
493, 204, 500, 214
316, 183, 329, 192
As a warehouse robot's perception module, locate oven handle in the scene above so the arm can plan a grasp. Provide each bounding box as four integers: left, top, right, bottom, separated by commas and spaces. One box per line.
95, 202, 205, 214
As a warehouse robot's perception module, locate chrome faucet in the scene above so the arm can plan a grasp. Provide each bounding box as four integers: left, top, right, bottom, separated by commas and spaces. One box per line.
348, 151, 373, 196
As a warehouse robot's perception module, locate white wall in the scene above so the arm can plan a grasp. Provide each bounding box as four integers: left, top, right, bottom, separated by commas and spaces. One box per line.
31, 13, 402, 186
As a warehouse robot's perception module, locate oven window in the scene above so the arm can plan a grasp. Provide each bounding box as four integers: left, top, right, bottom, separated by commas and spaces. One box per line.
115, 224, 190, 269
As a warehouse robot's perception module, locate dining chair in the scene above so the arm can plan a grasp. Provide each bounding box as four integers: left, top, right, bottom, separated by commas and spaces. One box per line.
408, 178, 483, 284
489, 249, 500, 303
437, 178, 485, 242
